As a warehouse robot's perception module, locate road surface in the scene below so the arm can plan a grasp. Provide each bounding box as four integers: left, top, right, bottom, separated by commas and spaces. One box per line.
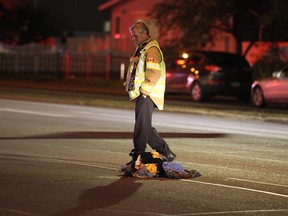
0, 99, 287, 216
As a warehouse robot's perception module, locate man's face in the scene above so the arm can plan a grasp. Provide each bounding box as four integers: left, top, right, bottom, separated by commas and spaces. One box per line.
130, 28, 148, 46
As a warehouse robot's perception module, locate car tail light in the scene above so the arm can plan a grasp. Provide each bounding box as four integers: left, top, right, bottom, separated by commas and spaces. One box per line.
205, 65, 221, 73
175, 59, 186, 66
166, 72, 172, 78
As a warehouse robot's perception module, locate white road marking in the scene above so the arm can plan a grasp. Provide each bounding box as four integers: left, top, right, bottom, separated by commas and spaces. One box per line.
174, 209, 288, 216
0, 108, 69, 117
181, 179, 288, 198
20, 155, 288, 200
229, 177, 288, 188
47, 157, 288, 199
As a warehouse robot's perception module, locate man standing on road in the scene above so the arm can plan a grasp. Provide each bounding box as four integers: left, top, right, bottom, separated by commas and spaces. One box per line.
124, 20, 176, 168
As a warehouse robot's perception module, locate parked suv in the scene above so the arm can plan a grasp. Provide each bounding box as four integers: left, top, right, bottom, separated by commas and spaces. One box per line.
165, 51, 253, 102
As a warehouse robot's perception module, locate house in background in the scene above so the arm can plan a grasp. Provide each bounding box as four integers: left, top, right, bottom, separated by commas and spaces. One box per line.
97, 0, 288, 65
97, 0, 238, 54
95, 0, 162, 55
66, 0, 162, 54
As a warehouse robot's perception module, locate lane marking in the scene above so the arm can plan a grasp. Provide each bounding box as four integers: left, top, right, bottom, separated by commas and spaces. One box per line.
53, 158, 288, 199
181, 179, 288, 198
229, 177, 288, 188
10, 154, 288, 199
95, 208, 168, 215
0, 108, 69, 117
175, 209, 288, 216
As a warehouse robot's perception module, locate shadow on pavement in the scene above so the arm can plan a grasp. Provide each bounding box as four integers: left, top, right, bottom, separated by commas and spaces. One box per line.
51, 177, 141, 216
0, 131, 228, 139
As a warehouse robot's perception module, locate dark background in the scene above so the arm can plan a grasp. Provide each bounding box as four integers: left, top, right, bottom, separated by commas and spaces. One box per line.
35, 0, 110, 36
0, 0, 110, 42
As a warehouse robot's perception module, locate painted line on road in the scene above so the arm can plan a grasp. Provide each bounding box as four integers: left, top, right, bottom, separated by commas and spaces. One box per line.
47, 159, 288, 199
181, 179, 288, 198
229, 177, 288, 188
63, 159, 288, 199
0, 108, 70, 117
174, 209, 288, 215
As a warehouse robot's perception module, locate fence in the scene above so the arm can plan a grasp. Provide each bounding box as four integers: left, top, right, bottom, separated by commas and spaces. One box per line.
0, 43, 130, 80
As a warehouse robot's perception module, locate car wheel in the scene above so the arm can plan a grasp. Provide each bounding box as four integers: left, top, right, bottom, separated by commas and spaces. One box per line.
252, 87, 266, 107
191, 82, 204, 102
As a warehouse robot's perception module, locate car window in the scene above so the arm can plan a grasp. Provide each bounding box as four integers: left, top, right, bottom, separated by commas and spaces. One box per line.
166, 52, 250, 69
188, 53, 205, 64
207, 53, 250, 68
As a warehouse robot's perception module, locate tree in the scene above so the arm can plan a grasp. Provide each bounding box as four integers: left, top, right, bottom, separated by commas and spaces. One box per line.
149, 0, 288, 56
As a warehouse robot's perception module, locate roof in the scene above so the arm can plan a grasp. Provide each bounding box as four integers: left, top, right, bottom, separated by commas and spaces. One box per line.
98, 0, 126, 11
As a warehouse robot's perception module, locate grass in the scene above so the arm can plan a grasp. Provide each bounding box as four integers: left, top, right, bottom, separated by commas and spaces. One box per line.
0, 75, 125, 94
0, 76, 135, 109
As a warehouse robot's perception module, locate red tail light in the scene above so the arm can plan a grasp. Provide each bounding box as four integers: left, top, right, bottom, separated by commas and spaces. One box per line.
166, 72, 172, 78
175, 59, 186, 65
205, 65, 221, 73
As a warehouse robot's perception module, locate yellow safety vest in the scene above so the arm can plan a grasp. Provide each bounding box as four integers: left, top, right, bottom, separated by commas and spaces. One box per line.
128, 40, 166, 110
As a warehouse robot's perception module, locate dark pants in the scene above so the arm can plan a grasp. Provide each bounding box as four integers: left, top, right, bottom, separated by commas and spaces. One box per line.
133, 95, 167, 154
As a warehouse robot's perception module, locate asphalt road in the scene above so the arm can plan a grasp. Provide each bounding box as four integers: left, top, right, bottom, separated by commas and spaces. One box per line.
0, 99, 287, 216
1, 86, 288, 124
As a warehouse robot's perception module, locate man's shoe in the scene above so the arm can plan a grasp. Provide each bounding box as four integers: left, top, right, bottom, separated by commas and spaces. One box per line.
160, 144, 176, 162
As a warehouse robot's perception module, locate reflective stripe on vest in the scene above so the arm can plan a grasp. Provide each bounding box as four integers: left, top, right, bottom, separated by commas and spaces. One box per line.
128, 40, 166, 110
146, 62, 161, 70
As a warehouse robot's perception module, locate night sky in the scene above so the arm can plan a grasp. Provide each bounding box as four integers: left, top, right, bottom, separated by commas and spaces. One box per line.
38, 0, 110, 35
1, 0, 110, 36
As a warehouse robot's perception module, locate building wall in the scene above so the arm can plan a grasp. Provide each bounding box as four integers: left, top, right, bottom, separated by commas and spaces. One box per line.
109, 0, 162, 41
106, 0, 237, 55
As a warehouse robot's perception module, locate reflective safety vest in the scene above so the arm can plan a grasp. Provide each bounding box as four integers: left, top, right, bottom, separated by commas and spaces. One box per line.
128, 40, 166, 110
